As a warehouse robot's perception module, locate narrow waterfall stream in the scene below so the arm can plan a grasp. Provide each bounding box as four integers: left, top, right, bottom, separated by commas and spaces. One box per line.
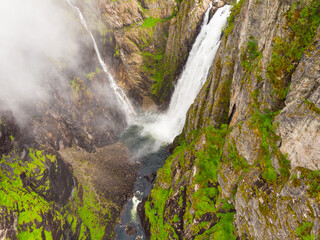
65, 0, 136, 122
115, 4, 232, 240
67, 0, 231, 239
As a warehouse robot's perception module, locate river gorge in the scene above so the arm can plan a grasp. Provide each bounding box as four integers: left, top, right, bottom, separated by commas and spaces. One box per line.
0, 0, 319, 239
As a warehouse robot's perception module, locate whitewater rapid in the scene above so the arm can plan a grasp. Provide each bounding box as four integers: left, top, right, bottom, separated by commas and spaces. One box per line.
139, 4, 232, 143
65, 0, 136, 122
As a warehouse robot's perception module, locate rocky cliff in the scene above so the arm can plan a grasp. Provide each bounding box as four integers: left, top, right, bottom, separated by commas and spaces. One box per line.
0, 1, 140, 238
1, 0, 319, 239
1, 0, 210, 238
92, 0, 215, 107
0, 109, 137, 239
144, 0, 320, 239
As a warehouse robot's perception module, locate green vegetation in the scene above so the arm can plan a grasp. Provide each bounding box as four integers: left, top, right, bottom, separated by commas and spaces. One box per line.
145, 125, 237, 239
0, 150, 60, 239
0, 147, 111, 239
141, 17, 163, 28
250, 109, 290, 183
70, 77, 93, 104
83, 71, 96, 80
296, 221, 315, 240
225, 139, 249, 172
241, 35, 262, 72
224, 0, 244, 38
304, 99, 320, 115
72, 182, 110, 239
296, 168, 320, 199
267, 0, 320, 101
114, 44, 120, 57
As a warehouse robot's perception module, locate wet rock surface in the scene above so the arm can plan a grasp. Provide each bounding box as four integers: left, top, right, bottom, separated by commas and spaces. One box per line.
125, 225, 137, 236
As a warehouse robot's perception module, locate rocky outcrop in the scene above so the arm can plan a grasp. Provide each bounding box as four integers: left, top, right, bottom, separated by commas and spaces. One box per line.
93, 0, 177, 107
276, 29, 320, 170
88, 0, 214, 107
0, 113, 138, 239
59, 142, 138, 216
145, 0, 320, 239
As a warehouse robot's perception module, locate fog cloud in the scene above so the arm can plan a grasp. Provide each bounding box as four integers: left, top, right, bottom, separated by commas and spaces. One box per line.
0, 0, 80, 114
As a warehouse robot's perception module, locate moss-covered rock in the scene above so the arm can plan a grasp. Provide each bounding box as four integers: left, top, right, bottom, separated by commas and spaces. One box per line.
145, 0, 320, 238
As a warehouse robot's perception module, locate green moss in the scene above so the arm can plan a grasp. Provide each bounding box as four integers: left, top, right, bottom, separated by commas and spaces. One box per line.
304, 99, 320, 115
145, 188, 171, 239
44, 230, 53, 240
251, 110, 280, 182
207, 212, 236, 240
267, 0, 320, 101
146, 124, 237, 239
0, 151, 58, 238
249, 86, 291, 183
296, 221, 314, 240
113, 44, 120, 57
224, 0, 245, 38
172, 214, 179, 222
83, 71, 96, 80
299, 169, 320, 199
76, 183, 110, 239
226, 139, 250, 172
141, 17, 163, 28
0, 147, 109, 239
241, 35, 262, 72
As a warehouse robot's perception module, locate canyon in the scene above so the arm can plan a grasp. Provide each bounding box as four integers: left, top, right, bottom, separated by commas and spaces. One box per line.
0, 0, 319, 239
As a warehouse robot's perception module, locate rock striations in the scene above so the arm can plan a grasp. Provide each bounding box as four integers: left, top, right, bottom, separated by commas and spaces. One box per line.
144, 0, 320, 239
0, 0, 319, 239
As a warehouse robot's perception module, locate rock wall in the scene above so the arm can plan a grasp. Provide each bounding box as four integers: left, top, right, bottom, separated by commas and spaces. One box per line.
94, 0, 177, 107
93, 0, 212, 107
0, 113, 137, 240
145, 0, 320, 239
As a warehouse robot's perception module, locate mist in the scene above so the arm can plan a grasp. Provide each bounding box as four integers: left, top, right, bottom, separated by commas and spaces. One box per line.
0, 0, 80, 116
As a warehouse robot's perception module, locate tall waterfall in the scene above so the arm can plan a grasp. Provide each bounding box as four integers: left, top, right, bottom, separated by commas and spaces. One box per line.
141, 4, 232, 143
65, 0, 136, 122
116, 5, 233, 239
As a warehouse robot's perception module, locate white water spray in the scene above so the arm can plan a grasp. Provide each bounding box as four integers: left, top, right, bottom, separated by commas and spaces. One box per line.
141, 4, 232, 143
130, 195, 141, 222
65, 0, 136, 122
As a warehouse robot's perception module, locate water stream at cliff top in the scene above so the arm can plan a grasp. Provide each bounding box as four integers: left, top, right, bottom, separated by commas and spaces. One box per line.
115, 4, 232, 239
65, 0, 136, 123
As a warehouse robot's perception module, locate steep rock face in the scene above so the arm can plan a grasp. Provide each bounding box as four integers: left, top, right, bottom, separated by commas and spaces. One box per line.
145, 0, 320, 239
93, 0, 213, 107
0, 5, 139, 238
95, 0, 177, 107
19, 27, 128, 152
0, 114, 137, 239
276, 30, 320, 170
154, 0, 211, 104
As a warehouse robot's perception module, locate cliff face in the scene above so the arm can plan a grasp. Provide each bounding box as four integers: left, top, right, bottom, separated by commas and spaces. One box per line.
0, 112, 137, 239
94, 0, 213, 107
94, 0, 176, 107
0, 2, 140, 239
1, 0, 319, 239
145, 0, 320, 239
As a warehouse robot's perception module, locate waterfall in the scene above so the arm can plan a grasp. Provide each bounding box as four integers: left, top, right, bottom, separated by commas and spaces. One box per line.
65, 0, 136, 122
116, 4, 233, 239
141, 4, 232, 143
